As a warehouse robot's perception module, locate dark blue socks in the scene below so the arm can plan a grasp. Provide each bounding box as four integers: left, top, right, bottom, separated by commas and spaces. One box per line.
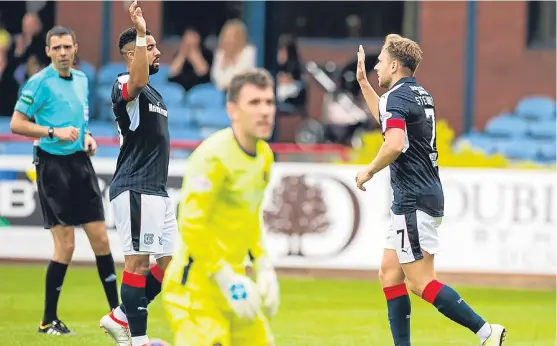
422, 280, 486, 333
383, 283, 411, 346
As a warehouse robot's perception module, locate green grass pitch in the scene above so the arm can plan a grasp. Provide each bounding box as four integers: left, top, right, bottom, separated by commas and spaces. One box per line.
0, 264, 554, 345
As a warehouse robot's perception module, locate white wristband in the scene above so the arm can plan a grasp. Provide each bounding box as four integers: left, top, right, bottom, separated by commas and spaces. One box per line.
136, 36, 147, 47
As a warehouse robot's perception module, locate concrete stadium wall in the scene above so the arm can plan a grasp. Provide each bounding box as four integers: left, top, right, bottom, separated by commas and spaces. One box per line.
55, 1, 555, 134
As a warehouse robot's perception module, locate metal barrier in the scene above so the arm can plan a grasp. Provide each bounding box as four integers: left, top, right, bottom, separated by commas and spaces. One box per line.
0, 134, 350, 162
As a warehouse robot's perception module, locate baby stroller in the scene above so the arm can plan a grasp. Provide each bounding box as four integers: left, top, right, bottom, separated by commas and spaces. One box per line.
296, 53, 380, 148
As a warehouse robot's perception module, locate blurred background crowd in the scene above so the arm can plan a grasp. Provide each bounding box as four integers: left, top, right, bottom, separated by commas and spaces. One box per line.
0, 0, 555, 168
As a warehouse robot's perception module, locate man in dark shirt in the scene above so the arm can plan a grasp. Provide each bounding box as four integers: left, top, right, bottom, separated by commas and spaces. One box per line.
355, 35, 506, 346
167, 28, 213, 92
99, 2, 177, 346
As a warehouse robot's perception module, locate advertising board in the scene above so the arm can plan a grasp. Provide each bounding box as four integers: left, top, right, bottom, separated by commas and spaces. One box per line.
0, 156, 554, 275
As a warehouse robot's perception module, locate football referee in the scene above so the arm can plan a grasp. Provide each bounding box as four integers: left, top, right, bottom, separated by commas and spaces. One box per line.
10, 26, 120, 336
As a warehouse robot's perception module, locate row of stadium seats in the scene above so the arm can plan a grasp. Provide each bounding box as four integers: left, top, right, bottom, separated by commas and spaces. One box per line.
79, 61, 231, 148
80, 62, 227, 117
95, 82, 227, 123
453, 96, 556, 164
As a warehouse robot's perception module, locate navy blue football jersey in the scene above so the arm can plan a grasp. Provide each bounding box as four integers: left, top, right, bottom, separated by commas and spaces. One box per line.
379, 77, 444, 217
109, 73, 170, 201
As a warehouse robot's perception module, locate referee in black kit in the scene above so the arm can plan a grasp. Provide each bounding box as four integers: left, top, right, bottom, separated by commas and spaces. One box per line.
10, 26, 120, 336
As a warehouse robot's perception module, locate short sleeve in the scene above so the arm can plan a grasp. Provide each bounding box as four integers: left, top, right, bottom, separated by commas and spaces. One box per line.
380, 94, 409, 132
14, 76, 46, 118
111, 75, 134, 104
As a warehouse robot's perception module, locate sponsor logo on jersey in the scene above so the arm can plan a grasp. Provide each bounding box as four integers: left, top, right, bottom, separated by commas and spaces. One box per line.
149, 103, 168, 117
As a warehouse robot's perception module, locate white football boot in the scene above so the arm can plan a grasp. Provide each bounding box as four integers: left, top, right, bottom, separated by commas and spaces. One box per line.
100, 312, 131, 346
481, 324, 507, 345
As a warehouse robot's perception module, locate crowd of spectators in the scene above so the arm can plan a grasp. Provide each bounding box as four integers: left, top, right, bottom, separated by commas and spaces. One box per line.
0, 15, 309, 118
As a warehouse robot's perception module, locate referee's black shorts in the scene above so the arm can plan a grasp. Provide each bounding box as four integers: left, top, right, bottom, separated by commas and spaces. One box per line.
35, 148, 105, 229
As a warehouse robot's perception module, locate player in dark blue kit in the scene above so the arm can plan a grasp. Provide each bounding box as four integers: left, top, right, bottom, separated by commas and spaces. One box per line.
355, 34, 506, 346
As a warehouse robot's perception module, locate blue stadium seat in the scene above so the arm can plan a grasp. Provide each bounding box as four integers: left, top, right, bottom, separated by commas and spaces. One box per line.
77, 61, 96, 83
515, 96, 556, 121
95, 146, 121, 158
96, 84, 113, 104
149, 64, 170, 84
484, 113, 528, 137
95, 85, 114, 121
78, 61, 97, 116
0, 117, 11, 134
453, 132, 498, 155
167, 107, 195, 127
537, 141, 556, 162
156, 83, 186, 107
2, 142, 33, 156
497, 139, 539, 161
186, 83, 225, 109
194, 108, 231, 128
528, 120, 556, 139
169, 127, 203, 141
97, 63, 127, 85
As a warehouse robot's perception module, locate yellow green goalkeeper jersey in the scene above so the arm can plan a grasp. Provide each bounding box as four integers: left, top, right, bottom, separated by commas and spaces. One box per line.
164, 128, 274, 305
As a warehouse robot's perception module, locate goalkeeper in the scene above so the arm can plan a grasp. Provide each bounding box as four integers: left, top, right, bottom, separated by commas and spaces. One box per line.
161, 68, 280, 346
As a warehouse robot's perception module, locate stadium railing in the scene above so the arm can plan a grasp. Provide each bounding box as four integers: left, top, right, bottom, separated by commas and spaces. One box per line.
0, 134, 350, 163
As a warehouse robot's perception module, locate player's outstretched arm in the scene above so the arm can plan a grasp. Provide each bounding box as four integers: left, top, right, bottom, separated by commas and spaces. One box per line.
126, 1, 149, 99
357, 45, 381, 124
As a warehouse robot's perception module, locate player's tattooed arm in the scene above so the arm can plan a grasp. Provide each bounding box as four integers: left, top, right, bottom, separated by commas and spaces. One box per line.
356, 45, 380, 124
126, 1, 149, 99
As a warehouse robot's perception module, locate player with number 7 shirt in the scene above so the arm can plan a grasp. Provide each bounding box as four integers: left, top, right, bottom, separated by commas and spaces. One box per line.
355, 34, 506, 345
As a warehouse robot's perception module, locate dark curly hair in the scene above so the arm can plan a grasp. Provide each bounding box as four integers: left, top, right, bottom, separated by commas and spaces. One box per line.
118, 27, 152, 52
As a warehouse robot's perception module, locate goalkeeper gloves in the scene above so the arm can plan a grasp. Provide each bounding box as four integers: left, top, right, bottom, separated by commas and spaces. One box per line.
254, 256, 280, 318
214, 264, 260, 320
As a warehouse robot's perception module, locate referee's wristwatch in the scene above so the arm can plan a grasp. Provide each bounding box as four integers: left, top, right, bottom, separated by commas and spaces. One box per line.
48, 127, 54, 139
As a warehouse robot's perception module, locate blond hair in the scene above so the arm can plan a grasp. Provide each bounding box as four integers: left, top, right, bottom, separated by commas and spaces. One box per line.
219, 19, 248, 47
383, 34, 423, 74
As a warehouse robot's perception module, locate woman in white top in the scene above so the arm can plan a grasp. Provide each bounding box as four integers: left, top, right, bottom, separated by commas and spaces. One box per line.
210, 19, 256, 90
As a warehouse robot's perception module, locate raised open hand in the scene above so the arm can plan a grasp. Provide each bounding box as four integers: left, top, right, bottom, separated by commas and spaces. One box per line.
129, 0, 146, 35
356, 45, 368, 85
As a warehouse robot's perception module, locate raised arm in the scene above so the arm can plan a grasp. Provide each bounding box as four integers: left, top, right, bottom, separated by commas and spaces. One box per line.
357, 45, 380, 124
125, 1, 149, 99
